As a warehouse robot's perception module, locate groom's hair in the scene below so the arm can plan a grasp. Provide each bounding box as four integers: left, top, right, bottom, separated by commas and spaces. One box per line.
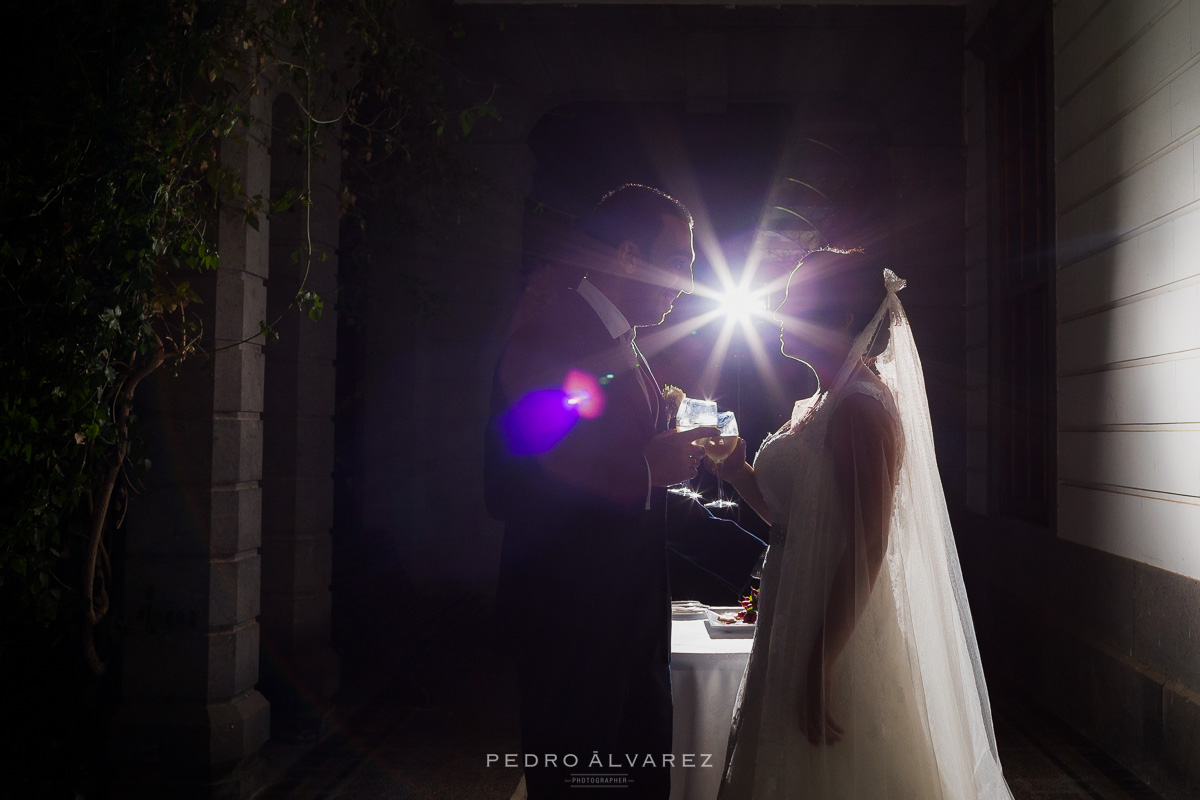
578, 184, 693, 255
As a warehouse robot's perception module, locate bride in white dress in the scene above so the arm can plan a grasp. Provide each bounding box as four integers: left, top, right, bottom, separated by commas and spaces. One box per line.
711, 250, 1013, 800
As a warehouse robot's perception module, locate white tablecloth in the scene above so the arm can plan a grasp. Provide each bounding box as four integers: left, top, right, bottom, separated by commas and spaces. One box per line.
670, 618, 752, 800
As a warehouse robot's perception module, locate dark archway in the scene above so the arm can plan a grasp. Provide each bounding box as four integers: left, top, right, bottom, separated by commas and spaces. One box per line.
342, 1, 968, 625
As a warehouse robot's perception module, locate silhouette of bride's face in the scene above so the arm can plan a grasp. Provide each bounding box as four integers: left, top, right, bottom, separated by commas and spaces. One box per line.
773, 260, 855, 364
774, 251, 883, 372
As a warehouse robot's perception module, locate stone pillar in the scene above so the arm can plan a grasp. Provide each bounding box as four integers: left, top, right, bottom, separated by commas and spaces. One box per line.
113, 93, 272, 798
258, 93, 341, 740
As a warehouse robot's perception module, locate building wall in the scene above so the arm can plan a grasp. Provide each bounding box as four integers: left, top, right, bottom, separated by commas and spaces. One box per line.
1054, 4, 1200, 789
961, 2, 1200, 797
1056, 0, 1200, 576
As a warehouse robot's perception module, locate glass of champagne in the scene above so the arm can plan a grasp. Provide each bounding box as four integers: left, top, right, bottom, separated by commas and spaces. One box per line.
669, 398, 718, 497
703, 411, 740, 510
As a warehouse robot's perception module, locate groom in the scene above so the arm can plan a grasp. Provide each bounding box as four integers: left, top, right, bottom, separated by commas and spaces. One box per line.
486, 185, 712, 799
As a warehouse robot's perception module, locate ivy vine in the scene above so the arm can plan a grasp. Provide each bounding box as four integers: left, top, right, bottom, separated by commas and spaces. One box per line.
1, 0, 492, 688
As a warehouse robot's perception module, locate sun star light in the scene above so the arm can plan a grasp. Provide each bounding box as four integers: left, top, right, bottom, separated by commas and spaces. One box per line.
716, 285, 764, 323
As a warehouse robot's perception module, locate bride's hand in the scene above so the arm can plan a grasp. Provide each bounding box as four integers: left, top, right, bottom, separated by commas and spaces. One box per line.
701, 438, 772, 523
703, 437, 749, 484
805, 657, 844, 746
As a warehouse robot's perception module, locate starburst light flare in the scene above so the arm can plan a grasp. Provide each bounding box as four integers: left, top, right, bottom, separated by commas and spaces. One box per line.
716, 285, 765, 323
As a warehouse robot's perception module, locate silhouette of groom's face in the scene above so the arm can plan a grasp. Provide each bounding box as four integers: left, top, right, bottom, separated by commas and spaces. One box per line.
624, 213, 695, 327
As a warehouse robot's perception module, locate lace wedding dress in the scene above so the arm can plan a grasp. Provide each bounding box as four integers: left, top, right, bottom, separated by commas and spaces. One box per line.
719, 272, 1013, 800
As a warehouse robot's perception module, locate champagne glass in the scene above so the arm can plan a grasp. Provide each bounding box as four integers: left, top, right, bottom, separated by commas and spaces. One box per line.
703, 411, 740, 510
668, 398, 718, 497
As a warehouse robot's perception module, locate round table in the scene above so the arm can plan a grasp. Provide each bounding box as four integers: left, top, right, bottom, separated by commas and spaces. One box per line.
669, 617, 752, 800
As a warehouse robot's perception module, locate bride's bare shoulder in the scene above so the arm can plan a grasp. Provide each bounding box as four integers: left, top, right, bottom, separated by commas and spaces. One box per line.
829, 383, 898, 448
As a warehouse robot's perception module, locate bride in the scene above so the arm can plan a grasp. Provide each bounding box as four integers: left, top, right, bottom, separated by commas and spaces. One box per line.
711, 250, 1013, 799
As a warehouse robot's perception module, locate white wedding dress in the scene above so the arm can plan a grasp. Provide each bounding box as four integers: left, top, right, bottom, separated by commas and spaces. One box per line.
719, 272, 1013, 800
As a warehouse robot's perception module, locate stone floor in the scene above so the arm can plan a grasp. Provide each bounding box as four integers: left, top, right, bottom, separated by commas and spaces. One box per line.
254, 625, 1165, 800
989, 683, 1164, 800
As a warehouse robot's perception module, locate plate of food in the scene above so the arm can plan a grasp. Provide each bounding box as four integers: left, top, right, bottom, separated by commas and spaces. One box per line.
703, 606, 756, 638
703, 589, 759, 637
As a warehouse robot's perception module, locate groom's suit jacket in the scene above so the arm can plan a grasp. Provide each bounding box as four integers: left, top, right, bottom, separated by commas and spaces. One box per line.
487, 283, 668, 627
486, 284, 672, 792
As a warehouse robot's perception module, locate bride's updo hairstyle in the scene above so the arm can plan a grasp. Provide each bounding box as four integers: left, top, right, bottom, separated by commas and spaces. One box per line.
796, 248, 885, 334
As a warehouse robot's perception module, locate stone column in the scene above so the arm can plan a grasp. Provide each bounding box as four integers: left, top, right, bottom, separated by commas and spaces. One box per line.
113, 93, 272, 798
258, 93, 341, 740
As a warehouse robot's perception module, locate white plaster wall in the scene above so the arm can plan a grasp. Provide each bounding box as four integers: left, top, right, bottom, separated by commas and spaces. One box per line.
1056, 0, 1200, 579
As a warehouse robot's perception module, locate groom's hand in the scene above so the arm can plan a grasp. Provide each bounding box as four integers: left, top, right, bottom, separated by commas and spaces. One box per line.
646, 426, 719, 486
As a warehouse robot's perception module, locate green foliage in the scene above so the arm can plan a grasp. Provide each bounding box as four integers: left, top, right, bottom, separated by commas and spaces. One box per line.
2, 0, 495, 793
339, 5, 495, 238
1, 0, 231, 628
1, 0, 493, 641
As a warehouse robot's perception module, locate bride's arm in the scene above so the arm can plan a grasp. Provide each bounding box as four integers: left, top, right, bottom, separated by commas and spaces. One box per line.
805, 393, 899, 743
707, 438, 772, 522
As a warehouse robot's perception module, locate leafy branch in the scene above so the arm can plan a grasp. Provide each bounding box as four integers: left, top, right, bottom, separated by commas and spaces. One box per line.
2, 0, 495, 682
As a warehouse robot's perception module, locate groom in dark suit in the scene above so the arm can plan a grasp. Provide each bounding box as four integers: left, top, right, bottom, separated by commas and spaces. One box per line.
486, 185, 713, 799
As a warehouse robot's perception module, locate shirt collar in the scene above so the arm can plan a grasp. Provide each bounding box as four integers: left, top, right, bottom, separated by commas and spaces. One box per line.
575, 276, 632, 340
